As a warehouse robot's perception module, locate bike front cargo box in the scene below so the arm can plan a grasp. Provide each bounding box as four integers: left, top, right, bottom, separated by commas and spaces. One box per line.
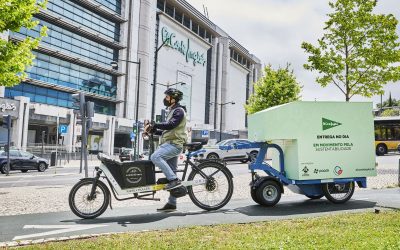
104, 160, 156, 189
248, 101, 377, 180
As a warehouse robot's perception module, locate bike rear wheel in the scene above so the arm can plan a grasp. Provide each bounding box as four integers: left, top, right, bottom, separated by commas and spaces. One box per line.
322, 181, 355, 204
69, 179, 110, 219
187, 161, 233, 211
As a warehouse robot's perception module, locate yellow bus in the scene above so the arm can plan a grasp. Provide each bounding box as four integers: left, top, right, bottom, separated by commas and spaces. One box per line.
374, 116, 400, 155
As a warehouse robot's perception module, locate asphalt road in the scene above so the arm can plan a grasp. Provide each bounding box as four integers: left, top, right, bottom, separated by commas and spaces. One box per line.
0, 161, 251, 188
0, 154, 398, 188
0, 188, 399, 244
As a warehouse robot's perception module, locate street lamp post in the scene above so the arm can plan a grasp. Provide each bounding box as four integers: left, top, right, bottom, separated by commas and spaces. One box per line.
151, 12, 172, 122
210, 101, 235, 142
111, 59, 141, 160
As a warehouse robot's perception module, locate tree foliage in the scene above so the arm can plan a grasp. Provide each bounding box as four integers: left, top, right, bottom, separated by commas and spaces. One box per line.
0, 0, 47, 87
376, 93, 400, 108
381, 109, 400, 117
245, 64, 302, 115
302, 0, 400, 101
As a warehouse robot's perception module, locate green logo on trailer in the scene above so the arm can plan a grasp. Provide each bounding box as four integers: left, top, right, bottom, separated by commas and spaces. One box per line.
322, 118, 342, 131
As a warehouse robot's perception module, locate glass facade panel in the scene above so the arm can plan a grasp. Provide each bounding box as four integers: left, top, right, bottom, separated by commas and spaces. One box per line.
26, 52, 117, 98
5, 83, 115, 115
93, 0, 121, 14
47, 0, 120, 41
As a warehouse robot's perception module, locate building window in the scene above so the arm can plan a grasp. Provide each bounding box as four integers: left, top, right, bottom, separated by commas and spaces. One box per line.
47, 0, 120, 41
28, 52, 117, 98
157, 0, 165, 11
233, 51, 238, 61
94, 0, 121, 14
183, 14, 190, 29
165, 3, 174, 18
13, 19, 117, 68
5, 83, 115, 115
198, 26, 205, 39
175, 9, 183, 24
191, 22, 199, 34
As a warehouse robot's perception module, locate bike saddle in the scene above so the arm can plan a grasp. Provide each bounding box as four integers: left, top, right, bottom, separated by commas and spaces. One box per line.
183, 142, 203, 152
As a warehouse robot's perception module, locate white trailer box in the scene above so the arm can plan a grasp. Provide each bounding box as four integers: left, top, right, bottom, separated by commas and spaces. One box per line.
248, 101, 377, 180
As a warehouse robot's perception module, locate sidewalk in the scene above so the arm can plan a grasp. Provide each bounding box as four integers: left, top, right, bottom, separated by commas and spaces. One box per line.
0, 155, 398, 217
0, 170, 398, 217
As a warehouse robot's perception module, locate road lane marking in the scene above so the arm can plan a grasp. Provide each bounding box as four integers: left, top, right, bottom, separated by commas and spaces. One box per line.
0, 173, 78, 179
13, 224, 108, 240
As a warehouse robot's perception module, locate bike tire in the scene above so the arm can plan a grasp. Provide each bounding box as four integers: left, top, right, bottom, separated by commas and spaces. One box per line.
69, 179, 110, 219
322, 181, 355, 204
187, 161, 233, 211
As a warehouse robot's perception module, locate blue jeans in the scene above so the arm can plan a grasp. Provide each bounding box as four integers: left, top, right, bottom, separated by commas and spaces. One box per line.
150, 142, 182, 205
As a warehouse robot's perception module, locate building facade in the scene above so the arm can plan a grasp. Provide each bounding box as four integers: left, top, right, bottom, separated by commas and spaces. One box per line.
0, 0, 261, 153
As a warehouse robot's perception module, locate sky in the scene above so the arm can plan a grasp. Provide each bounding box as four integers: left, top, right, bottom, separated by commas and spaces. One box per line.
188, 0, 400, 107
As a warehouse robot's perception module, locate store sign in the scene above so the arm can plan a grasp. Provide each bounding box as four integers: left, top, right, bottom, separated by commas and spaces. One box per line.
0, 102, 17, 112
161, 26, 207, 67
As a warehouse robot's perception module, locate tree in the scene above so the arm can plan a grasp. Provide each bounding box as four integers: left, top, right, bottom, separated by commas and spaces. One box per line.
302, 0, 400, 101
245, 64, 302, 115
0, 0, 47, 87
376, 95, 400, 109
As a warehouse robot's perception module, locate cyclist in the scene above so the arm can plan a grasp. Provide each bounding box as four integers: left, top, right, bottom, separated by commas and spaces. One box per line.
145, 88, 187, 211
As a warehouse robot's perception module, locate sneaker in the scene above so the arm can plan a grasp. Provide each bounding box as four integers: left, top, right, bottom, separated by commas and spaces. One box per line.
157, 203, 176, 212
164, 179, 182, 191
157, 178, 169, 184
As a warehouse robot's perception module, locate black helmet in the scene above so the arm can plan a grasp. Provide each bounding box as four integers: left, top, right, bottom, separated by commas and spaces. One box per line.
164, 88, 183, 102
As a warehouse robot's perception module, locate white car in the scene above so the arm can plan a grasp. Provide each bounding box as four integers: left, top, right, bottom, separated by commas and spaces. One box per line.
201, 139, 259, 163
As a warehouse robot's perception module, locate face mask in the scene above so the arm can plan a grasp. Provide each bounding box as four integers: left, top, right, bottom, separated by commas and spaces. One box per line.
163, 98, 170, 107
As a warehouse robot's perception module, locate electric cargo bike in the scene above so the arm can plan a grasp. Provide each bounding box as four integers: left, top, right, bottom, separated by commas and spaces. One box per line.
68, 142, 234, 219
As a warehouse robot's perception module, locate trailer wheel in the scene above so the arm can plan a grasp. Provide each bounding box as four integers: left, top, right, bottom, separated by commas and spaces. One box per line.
322, 181, 355, 204
250, 188, 262, 205
255, 180, 281, 206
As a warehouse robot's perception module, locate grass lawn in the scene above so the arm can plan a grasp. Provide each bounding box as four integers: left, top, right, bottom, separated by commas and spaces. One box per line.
20, 210, 399, 249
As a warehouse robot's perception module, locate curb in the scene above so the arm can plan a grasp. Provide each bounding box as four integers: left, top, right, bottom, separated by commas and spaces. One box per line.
0, 207, 399, 247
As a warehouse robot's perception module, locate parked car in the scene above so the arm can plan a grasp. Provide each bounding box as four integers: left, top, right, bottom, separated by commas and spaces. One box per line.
0, 150, 49, 174
201, 139, 259, 163
139, 151, 150, 160
119, 148, 133, 162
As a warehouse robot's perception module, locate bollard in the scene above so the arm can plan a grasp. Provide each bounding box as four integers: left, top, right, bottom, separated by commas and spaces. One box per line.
398, 158, 399, 187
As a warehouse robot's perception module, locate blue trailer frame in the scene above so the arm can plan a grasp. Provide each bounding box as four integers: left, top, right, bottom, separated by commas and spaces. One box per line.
195, 142, 367, 199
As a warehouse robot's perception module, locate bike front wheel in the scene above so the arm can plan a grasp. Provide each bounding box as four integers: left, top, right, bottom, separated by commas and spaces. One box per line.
187, 161, 234, 211
69, 179, 110, 219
